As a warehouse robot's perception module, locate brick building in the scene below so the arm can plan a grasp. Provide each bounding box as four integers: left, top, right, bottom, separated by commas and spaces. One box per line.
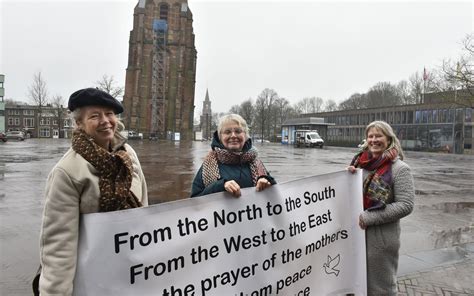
5, 104, 72, 139
123, 0, 197, 140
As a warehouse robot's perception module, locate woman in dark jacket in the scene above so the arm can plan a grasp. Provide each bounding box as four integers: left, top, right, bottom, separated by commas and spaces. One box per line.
191, 114, 276, 197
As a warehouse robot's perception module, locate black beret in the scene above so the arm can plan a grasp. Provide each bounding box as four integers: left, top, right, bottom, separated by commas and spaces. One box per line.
68, 88, 124, 114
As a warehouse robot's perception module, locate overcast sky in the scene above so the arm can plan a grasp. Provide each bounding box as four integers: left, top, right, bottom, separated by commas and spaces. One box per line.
1, 0, 472, 115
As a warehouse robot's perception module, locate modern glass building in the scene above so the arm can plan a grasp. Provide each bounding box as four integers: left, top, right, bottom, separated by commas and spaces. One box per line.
303, 89, 473, 154
0, 74, 5, 133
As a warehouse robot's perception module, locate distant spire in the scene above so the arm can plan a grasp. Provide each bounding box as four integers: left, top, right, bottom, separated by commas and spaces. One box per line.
205, 88, 210, 102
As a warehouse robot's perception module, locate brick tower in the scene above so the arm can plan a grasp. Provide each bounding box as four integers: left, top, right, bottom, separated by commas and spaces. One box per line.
123, 0, 197, 140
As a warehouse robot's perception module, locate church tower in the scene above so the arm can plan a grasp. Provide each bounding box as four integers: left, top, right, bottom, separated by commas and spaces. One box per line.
123, 0, 197, 140
200, 89, 212, 140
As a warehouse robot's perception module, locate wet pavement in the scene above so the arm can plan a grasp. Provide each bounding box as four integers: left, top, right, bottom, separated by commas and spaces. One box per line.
0, 139, 473, 295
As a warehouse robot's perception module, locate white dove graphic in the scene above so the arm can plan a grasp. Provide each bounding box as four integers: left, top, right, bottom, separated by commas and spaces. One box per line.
323, 254, 341, 276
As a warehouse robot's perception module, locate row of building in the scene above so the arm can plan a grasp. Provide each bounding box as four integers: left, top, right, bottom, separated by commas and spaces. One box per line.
282, 89, 473, 155
1, 69, 472, 155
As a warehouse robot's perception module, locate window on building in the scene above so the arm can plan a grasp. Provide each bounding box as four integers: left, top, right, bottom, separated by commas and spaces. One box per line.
53, 120, 58, 125
422, 110, 428, 123
40, 118, 51, 125
448, 109, 455, 122
464, 126, 472, 149
24, 118, 34, 127
417, 126, 428, 148
159, 3, 169, 20
8, 118, 13, 125
40, 128, 50, 137
23, 110, 34, 116
432, 110, 438, 123
64, 119, 71, 127
465, 108, 472, 122
405, 127, 415, 148
407, 111, 414, 124
14, 118, 20, 125
455, 108, 463, 122
415, 111, 421, 123
427, 110, 432, 123
440, 109, 447, 123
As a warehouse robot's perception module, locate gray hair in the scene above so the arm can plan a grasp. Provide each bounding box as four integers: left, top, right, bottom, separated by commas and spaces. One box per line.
363, 120, 405, 160
70, 108, 82, 130
217, 114, 249, 138
69, 107, 124, 132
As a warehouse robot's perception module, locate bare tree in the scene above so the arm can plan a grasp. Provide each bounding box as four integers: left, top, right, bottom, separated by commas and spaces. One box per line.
294, 97, 325, 114
254, 88, 278, 141
28, 71, 49, 107
408, 72, 424, 104
272, 97, 294, 139
95, 74, 124, 98
338, 93, 366, 110
28, 71, 49, 137
229, 104, 240, 114
324, 99, 338, 111
366, 82, 402, 107
396, 80, 417, 105
239, 99, 255, 133
440, 33, 473, 96
51, 95, 66, 138
311, 97, 324, 113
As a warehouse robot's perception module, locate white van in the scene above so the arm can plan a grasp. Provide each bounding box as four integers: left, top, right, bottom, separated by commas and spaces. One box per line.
294, 130, 324, 148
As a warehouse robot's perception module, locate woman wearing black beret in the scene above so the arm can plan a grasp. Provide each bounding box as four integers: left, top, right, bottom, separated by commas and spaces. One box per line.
37, 88, 148, 295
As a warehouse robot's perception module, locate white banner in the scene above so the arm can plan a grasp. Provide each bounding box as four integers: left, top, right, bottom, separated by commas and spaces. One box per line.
74, 170, 366, 296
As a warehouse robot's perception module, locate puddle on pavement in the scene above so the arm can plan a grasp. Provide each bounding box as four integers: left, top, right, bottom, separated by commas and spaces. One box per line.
431, 226, 473, 249
433, 202, 474, 213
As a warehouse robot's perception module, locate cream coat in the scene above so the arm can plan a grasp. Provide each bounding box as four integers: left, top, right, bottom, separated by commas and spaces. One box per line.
39, 143, 147, 296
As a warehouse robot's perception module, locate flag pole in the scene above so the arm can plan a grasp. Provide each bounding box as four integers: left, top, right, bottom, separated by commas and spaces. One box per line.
422, 67, 427, 104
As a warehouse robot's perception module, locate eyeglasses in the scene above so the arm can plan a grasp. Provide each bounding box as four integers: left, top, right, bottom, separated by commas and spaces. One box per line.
222, 128, 244, 135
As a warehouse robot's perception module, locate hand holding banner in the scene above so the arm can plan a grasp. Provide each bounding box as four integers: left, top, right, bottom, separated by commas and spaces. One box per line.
74, 170, 366, 295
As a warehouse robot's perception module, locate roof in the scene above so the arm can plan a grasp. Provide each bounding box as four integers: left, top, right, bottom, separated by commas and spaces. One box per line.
282, 117, 333, 126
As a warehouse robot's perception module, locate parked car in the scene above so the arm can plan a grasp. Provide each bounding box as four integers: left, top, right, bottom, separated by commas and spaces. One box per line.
5, 131, 25, 141
357, 139, 366, 148
0, 132, 7, 142
253, 138, 270, 143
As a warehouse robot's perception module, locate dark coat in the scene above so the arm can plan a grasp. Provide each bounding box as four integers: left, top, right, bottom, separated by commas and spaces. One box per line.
191, 132, 276, 197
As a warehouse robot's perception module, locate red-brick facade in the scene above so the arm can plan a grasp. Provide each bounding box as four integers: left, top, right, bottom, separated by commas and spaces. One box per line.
123, 0, 197, 140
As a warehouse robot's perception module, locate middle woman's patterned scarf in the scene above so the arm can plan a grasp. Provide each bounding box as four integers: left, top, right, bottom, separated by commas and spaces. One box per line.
351, 146, 398, 210
202, 147, 268, 187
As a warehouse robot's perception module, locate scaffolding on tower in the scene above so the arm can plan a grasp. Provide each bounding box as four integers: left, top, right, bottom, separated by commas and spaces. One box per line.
151, 19, 167, 138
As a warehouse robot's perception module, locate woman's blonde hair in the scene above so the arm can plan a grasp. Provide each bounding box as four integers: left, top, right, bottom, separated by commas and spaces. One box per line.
363, 120, 404, 160
217, 114, 249, 139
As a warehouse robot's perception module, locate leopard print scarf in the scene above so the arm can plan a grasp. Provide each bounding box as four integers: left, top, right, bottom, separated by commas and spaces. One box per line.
72, 129, 142, 212
202, 146, 268, 187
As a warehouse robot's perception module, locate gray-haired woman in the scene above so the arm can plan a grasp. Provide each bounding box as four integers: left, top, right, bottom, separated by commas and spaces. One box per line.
191, 114, 276, 197
37, 88, 148, 295
348, 120, 414, 295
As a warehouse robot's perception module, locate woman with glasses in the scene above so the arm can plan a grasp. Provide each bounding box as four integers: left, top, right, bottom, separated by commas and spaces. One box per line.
191, 114, 276, 197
